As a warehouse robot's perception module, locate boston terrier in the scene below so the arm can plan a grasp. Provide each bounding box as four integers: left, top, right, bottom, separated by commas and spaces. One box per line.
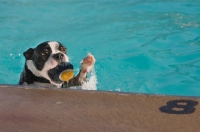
19, 41, 95, 88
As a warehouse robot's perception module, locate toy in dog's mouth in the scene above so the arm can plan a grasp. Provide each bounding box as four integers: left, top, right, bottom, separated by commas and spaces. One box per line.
48, 62, 74, 84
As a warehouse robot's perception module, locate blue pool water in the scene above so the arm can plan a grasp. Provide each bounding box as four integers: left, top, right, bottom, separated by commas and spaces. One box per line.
0, 0, 200, 96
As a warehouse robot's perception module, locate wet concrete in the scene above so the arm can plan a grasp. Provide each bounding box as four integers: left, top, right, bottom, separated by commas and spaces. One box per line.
0, 85, 200, 132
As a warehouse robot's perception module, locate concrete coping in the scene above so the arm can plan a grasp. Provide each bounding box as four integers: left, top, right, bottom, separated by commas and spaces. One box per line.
0, 84, 199, 132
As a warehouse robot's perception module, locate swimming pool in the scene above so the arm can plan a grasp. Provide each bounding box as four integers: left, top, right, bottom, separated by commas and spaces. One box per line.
0, 0, 200, 96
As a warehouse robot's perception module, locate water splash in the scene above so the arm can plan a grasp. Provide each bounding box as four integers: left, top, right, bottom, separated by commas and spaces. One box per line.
81, 66, 98, 90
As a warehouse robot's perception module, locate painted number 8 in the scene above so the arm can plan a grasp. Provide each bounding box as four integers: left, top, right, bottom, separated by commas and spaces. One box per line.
159, 100, 198, 114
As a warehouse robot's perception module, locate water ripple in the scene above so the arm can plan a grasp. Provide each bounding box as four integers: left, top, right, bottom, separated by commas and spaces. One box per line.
148, 49, 174, 59
159, 60, 200, 78
191, 76, 200, 81
168, 60, 200, 71
181, 36, 200, 46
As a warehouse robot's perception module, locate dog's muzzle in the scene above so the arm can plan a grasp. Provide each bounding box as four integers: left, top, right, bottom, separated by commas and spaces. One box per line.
52, 53, 65, 64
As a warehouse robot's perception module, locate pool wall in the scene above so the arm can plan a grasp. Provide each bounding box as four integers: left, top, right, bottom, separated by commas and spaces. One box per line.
0, 84, 199, 132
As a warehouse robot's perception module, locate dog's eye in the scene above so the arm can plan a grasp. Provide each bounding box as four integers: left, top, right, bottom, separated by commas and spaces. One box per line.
61, 47, 66, 53
41, 51, 49, 56
41, 52, 46, 56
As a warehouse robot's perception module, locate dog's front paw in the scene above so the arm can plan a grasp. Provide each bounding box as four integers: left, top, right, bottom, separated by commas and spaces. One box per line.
81, 53, 95, 73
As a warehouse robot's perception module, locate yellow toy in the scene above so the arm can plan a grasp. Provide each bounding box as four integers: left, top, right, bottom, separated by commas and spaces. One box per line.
59, 69, 74, 82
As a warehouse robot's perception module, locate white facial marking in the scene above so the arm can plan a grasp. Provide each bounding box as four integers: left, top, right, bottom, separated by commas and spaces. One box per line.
48, 41, 59, 54
48, 41, 69, 62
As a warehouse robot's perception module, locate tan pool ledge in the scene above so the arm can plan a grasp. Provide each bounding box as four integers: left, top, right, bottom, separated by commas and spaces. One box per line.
0, 84, 199, 132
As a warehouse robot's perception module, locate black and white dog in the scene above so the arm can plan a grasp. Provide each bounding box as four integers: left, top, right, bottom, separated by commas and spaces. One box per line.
19, 41, 95, 88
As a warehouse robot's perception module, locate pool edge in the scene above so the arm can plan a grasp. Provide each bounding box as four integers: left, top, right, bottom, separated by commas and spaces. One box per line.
0, 84, 200, 132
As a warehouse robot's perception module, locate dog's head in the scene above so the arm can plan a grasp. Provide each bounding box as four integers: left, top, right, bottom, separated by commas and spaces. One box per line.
24, 41, 68, 87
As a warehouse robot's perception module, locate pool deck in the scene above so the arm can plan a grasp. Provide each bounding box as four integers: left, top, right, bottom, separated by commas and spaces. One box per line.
0, 85, 200, 132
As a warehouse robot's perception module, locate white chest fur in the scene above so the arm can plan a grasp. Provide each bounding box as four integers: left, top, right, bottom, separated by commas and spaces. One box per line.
30, 82, 60, 88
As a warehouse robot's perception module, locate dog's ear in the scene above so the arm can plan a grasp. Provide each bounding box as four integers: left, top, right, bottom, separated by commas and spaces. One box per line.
23, 48, 34, 60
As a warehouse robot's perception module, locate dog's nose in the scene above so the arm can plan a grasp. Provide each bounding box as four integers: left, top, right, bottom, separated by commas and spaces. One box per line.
53, 53, 64, 60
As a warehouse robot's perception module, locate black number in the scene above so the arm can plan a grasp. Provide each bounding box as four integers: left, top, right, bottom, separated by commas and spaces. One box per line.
159, 100, 198, 114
